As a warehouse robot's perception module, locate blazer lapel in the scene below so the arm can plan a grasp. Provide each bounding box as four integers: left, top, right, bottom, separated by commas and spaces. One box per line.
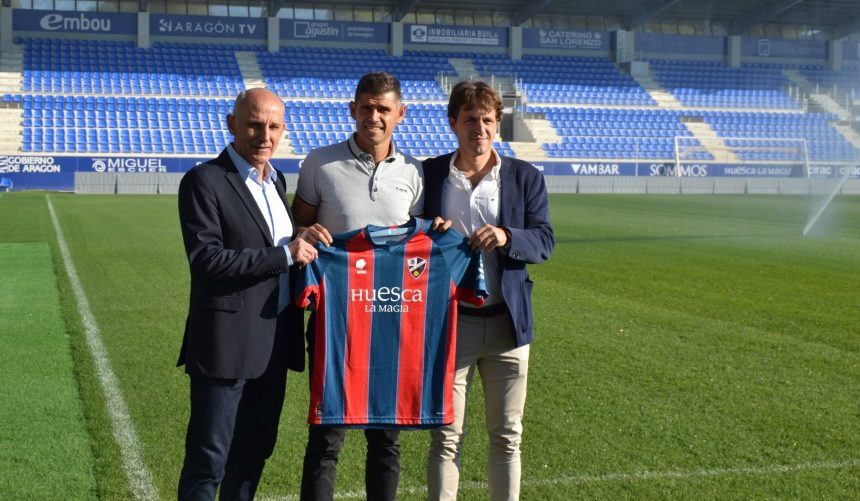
426, 153, 454, 218
498, 156, 515, 227
218, 150, 275, 246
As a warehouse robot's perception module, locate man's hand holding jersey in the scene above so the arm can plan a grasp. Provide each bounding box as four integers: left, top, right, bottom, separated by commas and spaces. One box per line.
468, 224, 510, 251
430, 217, 509, 252
297, 223, 333, 248
289, 237, 320, 267
430, 216, 453, 232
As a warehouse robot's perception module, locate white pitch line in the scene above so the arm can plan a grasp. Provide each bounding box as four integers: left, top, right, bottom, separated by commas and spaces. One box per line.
505, 457, 860, 487
47, 196, 158, 501
259, 457, 860, 500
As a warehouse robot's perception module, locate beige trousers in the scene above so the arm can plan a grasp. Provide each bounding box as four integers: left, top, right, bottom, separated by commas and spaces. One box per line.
427, 312, 530, 501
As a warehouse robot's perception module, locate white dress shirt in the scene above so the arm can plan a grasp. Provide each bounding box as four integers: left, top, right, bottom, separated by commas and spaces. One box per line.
227, 145, 294, 310
442, 149, 503, 306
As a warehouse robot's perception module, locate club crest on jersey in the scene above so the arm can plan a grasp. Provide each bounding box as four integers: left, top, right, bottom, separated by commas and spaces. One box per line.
355, 258, 367, 275
408, 257, 426, 278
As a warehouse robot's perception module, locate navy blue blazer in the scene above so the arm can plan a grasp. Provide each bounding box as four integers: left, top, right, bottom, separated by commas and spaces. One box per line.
423, 153, 555, 347
177, 148, 305, 378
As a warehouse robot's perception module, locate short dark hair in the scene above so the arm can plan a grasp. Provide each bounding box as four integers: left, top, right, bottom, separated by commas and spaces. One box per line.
354, 72, 402, 102
447, 80, 503, 121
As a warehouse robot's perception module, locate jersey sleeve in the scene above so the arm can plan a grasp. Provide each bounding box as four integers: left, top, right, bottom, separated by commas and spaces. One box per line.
294, 243, 327, 309
429, 222, 487, 306
458, 253, 487, 306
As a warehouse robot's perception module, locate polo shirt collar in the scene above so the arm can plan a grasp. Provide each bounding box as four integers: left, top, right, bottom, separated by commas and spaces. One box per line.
348, 133, 398, 164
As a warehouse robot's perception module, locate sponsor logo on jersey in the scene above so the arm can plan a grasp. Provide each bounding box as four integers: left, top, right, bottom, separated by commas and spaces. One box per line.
350, 287, 423, 303
351, 286, 424, 313
355, 258, 367, 275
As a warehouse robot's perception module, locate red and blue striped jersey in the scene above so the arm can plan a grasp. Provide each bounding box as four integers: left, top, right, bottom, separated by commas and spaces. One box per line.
296, 218, 485, 428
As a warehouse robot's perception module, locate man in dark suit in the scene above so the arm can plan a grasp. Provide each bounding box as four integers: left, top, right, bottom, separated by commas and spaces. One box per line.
177, 88, 318, 500
423, 81, 555, 501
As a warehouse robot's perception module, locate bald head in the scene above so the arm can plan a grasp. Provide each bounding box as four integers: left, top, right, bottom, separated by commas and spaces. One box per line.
232, 88, 283, 117
227, 88, 286, 170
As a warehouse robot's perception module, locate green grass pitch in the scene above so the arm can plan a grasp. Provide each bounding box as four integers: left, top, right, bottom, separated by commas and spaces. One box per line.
0, 241, 97, 499
0, 191, 858, 499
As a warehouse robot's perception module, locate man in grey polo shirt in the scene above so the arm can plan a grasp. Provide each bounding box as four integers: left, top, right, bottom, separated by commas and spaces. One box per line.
291, 72, 423, 501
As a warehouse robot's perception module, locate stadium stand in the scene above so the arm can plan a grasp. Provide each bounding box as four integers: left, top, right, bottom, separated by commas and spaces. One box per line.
799, 65, 860, 99
20, 38, 245, 96
650, 60, 801, 109
473, 54, 656, 106
702, 110, 856, 162
285, 100, 515, 158
15, 94, 233, 154
5, 36, 860, 165
257, 47, 453, 101
261, 48, 516, 157
12, 38, 522, 158
525, 106, 710, 160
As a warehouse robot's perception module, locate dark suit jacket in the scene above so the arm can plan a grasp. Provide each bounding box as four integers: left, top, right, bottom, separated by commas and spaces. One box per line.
177, 148, 305, 379
423, 153, 555, 347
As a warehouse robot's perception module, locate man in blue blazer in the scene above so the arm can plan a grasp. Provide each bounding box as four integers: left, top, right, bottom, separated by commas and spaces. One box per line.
423, 81, 554, 501
177, 88, 318, 500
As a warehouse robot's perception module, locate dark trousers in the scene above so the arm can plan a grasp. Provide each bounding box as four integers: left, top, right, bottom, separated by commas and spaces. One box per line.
300, 426, 400, 501
300, 313, 401, 501
177, 353, 288, 500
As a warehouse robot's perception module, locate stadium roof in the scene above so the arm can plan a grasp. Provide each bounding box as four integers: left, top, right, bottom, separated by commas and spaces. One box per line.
258, 0, 860, 38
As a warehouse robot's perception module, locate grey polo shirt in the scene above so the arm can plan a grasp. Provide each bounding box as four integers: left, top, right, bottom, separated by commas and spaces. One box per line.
296, 135, 424, 234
